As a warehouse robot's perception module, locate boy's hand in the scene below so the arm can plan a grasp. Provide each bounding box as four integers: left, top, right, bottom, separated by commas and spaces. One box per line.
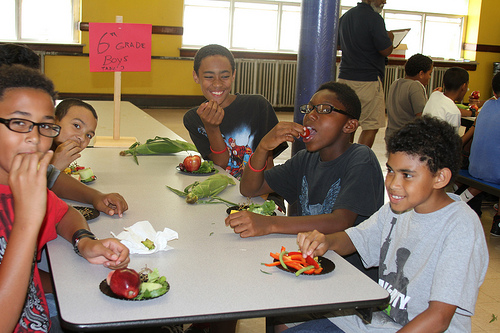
92, 192, 128, 217
297, 230, 330, 258
52, 140, 82, 170
9, 151, 53, 226
78, 237, 130, 269
197, 100, 224, 128
259, 122, 306, 152
225, 210, 272, 237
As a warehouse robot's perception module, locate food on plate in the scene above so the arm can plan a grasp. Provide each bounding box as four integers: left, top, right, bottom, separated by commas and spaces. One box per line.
64, 163, 96, 183
178, 159, 216, 174
227, 200, 276, 216
141, 238, 156, 250
265, 246, 323, 276
182, 155, 201, 172
167, 174, 237, 205
119, 136, 198, 165
107, 268, 141, 299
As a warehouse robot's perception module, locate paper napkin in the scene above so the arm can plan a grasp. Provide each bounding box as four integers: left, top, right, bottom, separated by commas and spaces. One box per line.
111, 220, 178, 254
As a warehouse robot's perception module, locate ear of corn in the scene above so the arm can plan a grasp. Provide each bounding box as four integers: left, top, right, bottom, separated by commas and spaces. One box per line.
166, 174, 236, 205
120, 136, 198, 164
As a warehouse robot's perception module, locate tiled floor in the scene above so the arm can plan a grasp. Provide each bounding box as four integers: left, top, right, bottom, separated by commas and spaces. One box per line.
143, 108, 500, 332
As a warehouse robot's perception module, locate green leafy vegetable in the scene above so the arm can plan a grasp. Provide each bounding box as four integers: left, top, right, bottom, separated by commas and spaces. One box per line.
247, 200, 276, 216
490, 314, 498, 323
191, 160, 218, 174
134, 268, 169, 300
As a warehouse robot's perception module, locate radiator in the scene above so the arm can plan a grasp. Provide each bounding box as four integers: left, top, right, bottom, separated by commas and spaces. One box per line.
233, 59, 448, 108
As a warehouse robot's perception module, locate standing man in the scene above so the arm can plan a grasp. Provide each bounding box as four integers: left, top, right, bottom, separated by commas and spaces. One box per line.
338, 0, 394, 147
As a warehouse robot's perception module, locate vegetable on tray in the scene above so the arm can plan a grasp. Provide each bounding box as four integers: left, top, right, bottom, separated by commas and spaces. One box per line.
167, 174, 237, 205
265, 246, 323, 276
228, 200, 276, 216
103, 266, 169, 300
119, 136, 198, 165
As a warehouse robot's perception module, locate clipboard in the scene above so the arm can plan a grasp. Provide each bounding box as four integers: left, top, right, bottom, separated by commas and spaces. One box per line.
390, 28, 411, 48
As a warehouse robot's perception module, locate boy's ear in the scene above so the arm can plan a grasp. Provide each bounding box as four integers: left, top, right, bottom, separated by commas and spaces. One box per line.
434, 168, 452, 190
343, 118, 359, 134
193, 70, 200, 84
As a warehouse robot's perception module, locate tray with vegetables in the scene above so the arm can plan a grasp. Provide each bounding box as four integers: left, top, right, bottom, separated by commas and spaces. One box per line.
226, 200, 277, 216
263, 246, 335, 276
100, 266, 169, 301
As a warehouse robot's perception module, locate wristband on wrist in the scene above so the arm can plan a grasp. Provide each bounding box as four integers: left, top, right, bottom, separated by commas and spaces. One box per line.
72, 229, 97, 257
210, 146, 228, 154
247, 153, 268, 172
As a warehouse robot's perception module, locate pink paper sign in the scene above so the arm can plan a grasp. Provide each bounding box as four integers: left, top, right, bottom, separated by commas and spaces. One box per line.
89, 23, 152, 72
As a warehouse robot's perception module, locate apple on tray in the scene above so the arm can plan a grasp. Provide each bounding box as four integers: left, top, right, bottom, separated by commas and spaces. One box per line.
179, 155, 202, 172
107, 268, 141, 299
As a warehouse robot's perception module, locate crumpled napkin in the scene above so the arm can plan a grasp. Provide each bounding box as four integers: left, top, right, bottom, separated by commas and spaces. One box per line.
111, 221, 178, 254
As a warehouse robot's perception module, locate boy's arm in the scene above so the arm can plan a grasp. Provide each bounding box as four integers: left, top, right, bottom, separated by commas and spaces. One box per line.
0, 152, 52, 330
55, 207, 129, 269
398, 301, 456, 333
197, 101, 230, 168
225, 207, 358, 238
240, 121, 305, 197
51, 172, 128, 217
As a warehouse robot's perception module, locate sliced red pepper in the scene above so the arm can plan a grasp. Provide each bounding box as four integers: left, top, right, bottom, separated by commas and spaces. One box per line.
306, 256, 320, 269
314, 267, 323, 274
270, 252, 280, 260
264, 261, 283, 267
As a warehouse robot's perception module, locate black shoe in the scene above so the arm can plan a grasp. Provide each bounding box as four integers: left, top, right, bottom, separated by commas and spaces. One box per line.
490, 215, 500, 237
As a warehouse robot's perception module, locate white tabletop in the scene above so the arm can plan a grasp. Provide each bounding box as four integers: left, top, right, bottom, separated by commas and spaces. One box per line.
47, 101, 389, 331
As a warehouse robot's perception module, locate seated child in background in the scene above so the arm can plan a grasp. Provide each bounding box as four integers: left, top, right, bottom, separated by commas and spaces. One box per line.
468, 72, 500, 236
183, 44, 287, 180
51, 98, 97, 171
290, 116, 488, 333
0, 42, 128, 217
385, 53, 433, 143
228, 81, 385, 281
0, 64, 130, 332
422, 67, 475, 143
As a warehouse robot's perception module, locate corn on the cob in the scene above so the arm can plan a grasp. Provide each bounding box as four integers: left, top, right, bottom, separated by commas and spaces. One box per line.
166, 174, 237, 205
120, 136, 198, 164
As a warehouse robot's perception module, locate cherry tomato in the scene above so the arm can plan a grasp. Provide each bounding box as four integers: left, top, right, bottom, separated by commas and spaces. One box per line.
300, 127, 311, 138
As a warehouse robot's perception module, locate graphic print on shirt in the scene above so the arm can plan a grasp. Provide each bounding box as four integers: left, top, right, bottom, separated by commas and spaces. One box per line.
299, 176, 340, 215
197, 124, 255, 179
1, 193, 50, 332
378, 217, 411, 325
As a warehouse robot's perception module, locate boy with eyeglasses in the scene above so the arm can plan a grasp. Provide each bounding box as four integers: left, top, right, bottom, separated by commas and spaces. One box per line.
0, 64, 130, 332
228, 81, 384, 280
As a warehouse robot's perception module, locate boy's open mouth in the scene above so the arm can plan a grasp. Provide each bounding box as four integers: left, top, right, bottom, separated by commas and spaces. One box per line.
211, 91, 224, 97
302, 126, 316, 142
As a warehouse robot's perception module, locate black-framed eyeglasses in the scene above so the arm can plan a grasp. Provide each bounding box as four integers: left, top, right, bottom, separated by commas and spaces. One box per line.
0, 118, 61, 138
299, 104, 352, 118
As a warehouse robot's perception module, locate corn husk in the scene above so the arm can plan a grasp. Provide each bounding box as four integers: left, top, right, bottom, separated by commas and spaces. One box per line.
120, 136, 198, 164
166, 174, 237, 205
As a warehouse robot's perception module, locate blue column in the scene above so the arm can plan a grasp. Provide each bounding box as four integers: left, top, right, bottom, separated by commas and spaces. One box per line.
292, 0, 340, 155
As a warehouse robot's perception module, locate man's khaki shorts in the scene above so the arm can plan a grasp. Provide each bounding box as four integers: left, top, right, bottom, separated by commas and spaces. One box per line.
338, 78, 386, 130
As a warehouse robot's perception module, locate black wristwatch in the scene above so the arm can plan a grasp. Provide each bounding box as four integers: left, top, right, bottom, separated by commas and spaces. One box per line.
72, 229, 97, 256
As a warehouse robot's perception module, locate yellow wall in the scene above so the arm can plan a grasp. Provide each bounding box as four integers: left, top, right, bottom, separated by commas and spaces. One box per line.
44, 0, 500, 102
44, 0, 200, 96
465, 0, 500, 100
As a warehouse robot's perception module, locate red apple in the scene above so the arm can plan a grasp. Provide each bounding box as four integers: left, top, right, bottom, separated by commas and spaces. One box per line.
183, 155, 201, 172
108, 268, 141, 299
470, 90, 480, 100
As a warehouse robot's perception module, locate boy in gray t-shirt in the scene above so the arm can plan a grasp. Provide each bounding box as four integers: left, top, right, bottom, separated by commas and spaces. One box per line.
293, 116, 488, 332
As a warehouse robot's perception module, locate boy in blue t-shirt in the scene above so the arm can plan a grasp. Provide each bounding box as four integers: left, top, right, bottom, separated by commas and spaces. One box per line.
292, 116, 488, 332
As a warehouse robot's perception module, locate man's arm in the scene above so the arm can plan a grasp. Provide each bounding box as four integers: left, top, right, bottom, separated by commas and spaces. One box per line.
378, 30, 394, 57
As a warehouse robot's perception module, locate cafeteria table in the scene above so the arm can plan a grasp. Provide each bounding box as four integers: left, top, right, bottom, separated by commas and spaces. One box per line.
47, 101, 390, 331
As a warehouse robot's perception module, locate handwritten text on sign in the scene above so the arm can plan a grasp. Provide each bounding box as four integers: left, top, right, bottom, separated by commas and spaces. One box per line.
89, 23, 152, 72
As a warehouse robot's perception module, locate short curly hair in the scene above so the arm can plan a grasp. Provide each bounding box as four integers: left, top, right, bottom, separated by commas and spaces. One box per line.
193, 44, 235, 75
386, 116, 461, 181
55, 98, 98, 121
0, 64, 57, 102
316, 81, 361, 120
404, 53, 433, 77
0, 43, 40, 69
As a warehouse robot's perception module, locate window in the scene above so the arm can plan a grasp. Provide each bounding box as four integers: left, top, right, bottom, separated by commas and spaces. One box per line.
183, 0, 301, 52
183, 0, 468, 60
0, 0, 79, 44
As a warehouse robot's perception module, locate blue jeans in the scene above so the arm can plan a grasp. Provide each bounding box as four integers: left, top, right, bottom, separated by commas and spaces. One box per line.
285, 318, 345, 333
